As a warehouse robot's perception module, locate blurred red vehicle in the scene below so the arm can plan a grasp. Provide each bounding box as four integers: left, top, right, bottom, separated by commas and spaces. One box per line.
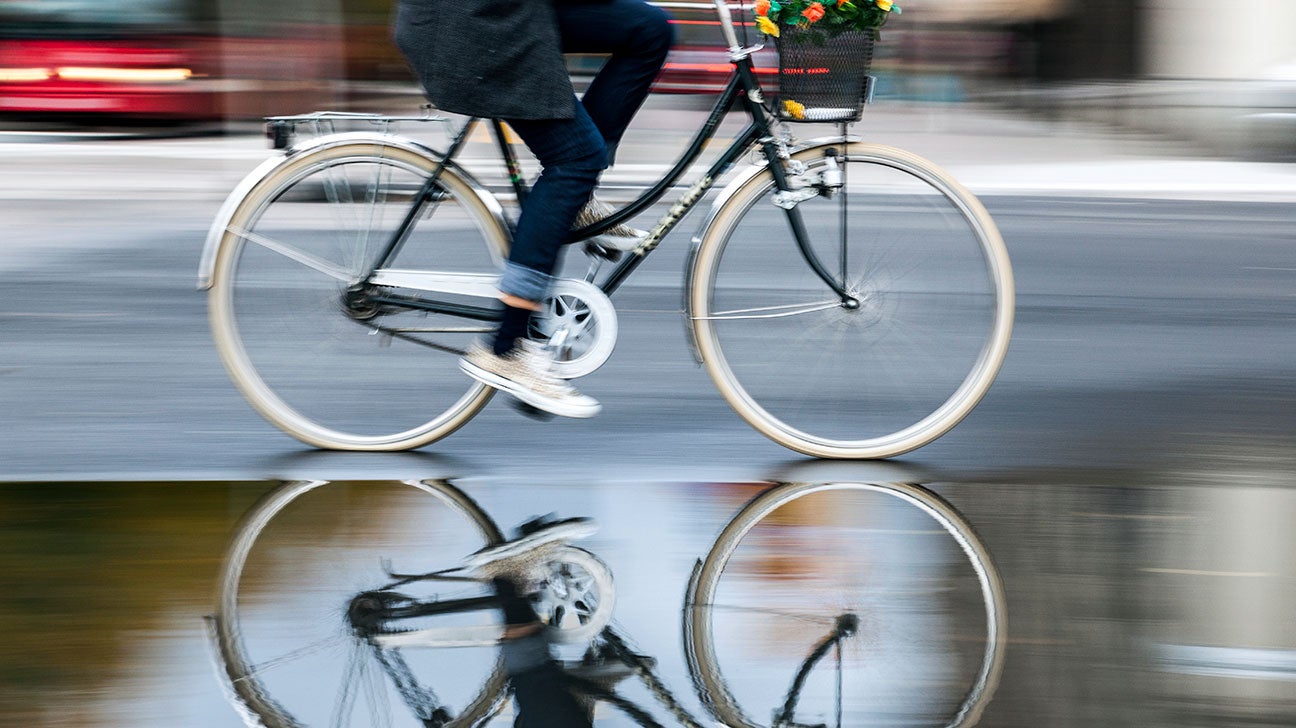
565, 2, 778, 94
0, 0, 350, 122
655, 2, 779, 93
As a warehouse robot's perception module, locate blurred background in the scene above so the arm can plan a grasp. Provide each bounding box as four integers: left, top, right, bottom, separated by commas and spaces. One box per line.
2, 2, 1295, 728
2, 0, 1294, 157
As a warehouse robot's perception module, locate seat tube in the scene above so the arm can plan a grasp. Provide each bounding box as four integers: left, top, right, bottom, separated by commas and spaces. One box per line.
370, 117, 481, 274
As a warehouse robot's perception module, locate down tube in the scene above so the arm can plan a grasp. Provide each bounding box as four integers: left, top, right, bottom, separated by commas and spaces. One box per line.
599, 120, 764, 297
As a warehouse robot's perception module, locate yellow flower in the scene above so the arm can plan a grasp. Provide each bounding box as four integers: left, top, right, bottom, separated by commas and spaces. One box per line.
782, 100, 806, 119
875, 0, 893, 10
756, 15, 780, 36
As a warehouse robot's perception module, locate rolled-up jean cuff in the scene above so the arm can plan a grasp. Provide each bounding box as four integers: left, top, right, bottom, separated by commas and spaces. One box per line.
499, 262, 552, 303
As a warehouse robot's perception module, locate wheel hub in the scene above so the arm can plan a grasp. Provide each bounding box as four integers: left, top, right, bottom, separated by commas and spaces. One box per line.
837, 278, 891, 331
347, 590, 405, 634
342, 285, 382, 321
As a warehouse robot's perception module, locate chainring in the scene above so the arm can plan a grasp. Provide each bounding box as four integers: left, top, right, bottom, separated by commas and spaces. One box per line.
529, 278, 618, 379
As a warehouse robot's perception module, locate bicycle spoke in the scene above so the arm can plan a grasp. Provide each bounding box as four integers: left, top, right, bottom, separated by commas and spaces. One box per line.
692, 601, 842, 626
226, 225, 356, 282
234, 635, 351, 683
213, 480, 507, 728
331, 642, 367, 728
686, 482, 1008, 728
694, 299, 842, 320
689, 143, 1012, 457
209, 142, 507, 448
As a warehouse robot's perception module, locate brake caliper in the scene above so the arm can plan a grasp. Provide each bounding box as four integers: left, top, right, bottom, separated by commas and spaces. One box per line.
773, 151, 843, 209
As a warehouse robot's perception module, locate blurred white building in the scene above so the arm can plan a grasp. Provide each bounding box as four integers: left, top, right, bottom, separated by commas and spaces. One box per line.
965, 0, 1296, 157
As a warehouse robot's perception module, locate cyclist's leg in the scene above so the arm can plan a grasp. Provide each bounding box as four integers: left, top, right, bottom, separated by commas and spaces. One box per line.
501, 101, 607, 292
552, 0, 671, 248
459, 101, 606, 417
494, 577, 594, 728
553, 0, 673, 162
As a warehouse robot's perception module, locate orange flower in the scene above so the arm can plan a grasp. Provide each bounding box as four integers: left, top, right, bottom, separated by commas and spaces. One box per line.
801, 2, 825, 22
754, 0, 771, 16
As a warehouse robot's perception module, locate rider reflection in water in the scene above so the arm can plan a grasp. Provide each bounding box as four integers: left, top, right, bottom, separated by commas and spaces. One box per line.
494, 577, 594, 728
393, 0, 673, 419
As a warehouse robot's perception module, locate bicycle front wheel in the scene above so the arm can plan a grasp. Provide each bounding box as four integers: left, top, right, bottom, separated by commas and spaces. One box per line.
689, 143, 1013, 458
209, 138, 509, 450
685, 481, 1007, 728
213, 479, 507, 728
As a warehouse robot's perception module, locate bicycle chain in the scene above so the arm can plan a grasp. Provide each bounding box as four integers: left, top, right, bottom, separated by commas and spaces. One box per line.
371, 641, 455, 727
573, 627, 713, 728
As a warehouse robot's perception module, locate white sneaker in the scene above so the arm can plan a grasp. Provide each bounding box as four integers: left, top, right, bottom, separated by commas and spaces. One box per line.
573, 196, 648, 252
462, 516, 598, 575
460, 340, 601, 419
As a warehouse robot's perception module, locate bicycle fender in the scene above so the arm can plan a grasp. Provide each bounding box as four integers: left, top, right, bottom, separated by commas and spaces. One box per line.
197, 150, 282, 290
197, 132, 506, 291
681, 135, 859, 364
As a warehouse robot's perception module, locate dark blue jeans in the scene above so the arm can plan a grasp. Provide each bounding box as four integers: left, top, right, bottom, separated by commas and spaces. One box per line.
498, 0, 673, 302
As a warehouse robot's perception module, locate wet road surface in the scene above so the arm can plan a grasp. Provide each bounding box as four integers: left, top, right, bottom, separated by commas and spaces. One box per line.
3, 471, 1295, 727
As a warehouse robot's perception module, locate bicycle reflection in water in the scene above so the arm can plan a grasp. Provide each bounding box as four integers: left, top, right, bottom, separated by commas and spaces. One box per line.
209, 479, 1006, 728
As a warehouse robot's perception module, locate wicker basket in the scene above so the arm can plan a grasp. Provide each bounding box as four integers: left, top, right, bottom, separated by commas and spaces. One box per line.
775, 27, 875, 123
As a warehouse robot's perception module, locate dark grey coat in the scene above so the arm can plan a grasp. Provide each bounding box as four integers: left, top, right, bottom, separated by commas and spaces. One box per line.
393, 0, 576, 120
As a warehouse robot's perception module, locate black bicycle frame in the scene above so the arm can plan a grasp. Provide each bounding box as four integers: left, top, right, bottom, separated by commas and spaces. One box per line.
361, 50, 853, 321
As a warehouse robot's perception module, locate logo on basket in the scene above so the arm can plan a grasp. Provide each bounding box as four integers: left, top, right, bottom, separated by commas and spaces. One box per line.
754, 0, 898, 41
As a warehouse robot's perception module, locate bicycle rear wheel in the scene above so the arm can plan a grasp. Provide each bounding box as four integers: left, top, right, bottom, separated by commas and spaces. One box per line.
208, 138, 509, 450
212, 479, 507, 728
685, 481, 1007, 728
689, 143, 1013, 458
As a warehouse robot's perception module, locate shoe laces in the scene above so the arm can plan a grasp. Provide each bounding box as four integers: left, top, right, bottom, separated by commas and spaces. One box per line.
574, 196, 643, 239
515, 341, 583, 396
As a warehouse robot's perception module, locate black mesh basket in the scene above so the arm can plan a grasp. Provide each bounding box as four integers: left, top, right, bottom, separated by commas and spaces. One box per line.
775, 27, 875, 123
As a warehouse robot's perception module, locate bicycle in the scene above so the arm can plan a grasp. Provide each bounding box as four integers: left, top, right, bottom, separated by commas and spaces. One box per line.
196, 0, 1014, 459
210, 478, 1007, 728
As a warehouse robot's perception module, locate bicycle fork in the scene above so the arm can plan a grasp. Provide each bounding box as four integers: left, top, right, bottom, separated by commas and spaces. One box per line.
774, 612, 860, 728
767, 145, 859, 308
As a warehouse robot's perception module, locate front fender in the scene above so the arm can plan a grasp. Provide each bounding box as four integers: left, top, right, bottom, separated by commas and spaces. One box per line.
196, 132, 505, 290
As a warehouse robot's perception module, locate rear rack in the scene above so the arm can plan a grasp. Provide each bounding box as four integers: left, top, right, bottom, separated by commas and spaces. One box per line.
264, 107, 452, 149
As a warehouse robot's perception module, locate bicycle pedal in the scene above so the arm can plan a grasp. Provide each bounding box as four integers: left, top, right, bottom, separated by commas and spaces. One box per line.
511, 399, 555, 421
583, 241, 622, 262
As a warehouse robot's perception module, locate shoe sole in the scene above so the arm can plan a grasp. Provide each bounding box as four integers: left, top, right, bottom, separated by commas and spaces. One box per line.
460, 359, 601, 419
589, 230, 649, 252
463, 518, 599, 570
